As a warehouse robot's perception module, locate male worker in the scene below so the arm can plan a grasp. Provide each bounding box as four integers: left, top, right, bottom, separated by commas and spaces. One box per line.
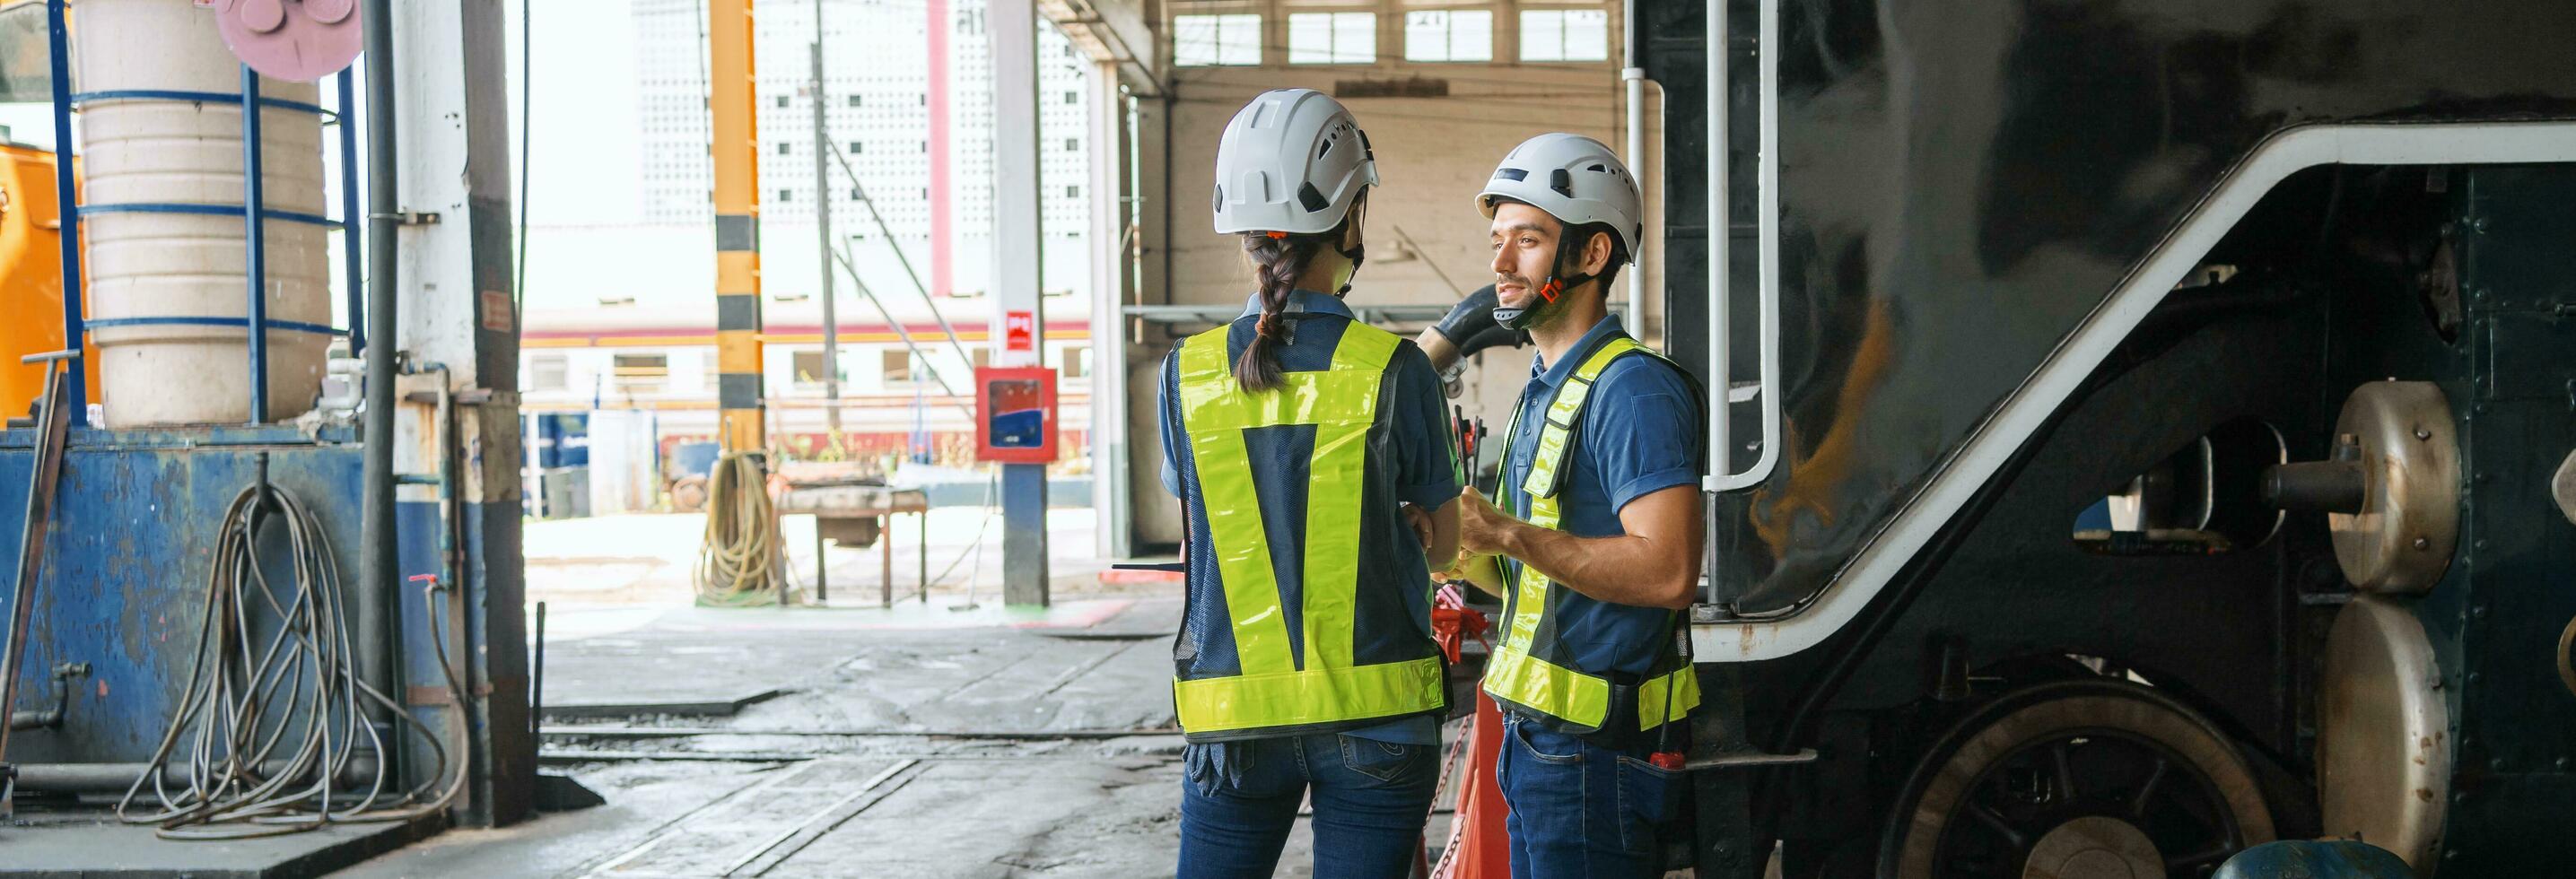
1454, 133, 1705, 878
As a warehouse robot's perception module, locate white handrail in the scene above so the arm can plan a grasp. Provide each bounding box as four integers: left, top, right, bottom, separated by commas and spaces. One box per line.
1621, 0, 1648, 338
1624, 65, 1648, 338
1702, 0, 1783, 494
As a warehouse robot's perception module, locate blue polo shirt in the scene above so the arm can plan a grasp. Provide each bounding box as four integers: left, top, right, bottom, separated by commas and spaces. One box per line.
1157, 289, 1460, 744
1496, 314, 1704, 678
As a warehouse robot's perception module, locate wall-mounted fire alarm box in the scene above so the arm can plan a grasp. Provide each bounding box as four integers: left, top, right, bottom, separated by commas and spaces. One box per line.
974, 366, 1058, 464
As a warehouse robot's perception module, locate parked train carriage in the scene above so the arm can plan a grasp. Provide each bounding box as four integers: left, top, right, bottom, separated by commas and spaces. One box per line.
1638, 1, 2576, 875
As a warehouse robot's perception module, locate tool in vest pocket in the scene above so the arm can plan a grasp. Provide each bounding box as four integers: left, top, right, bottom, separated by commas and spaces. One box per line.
1431, 584, 1490, 664
1648, 617, 1689, 770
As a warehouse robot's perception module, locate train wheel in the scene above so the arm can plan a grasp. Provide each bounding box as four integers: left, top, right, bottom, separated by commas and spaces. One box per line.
1879, 680, 2273, 879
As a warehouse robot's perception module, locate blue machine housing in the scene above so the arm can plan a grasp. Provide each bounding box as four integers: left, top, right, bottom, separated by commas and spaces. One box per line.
0, 425, 480, 808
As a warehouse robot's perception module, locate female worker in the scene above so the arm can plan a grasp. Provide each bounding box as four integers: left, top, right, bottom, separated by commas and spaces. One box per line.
1157, 89, 1463, 879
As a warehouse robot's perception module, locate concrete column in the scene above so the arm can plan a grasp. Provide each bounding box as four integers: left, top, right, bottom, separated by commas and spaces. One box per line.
989, 0, 1049, 605
1087, 62, 1131, 560
1126, 93, 1182, 548
393, 0, 529, 827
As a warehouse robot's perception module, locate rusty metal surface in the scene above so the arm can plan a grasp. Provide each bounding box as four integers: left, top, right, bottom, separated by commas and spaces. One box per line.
0, 427, 368, 765
2318, 595, 2449, 873
0, 366, 67, 799
2328, 382, 2461, 595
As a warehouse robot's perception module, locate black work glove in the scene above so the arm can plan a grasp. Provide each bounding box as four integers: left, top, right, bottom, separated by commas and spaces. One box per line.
1432, 285, 1525, 359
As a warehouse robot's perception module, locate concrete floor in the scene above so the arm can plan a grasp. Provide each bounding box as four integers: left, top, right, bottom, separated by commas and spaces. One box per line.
336, 512, 1452, 878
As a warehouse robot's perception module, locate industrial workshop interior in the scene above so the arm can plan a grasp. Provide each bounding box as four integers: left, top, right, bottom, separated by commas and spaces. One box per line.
3, 0, 2574, 876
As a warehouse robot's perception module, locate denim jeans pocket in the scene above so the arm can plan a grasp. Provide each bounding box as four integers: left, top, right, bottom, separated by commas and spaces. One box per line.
1184, 743, 1224, 797
1507, 717, 1585, 765
1614, 754, 1681, 853
1337, 735, 1429, 785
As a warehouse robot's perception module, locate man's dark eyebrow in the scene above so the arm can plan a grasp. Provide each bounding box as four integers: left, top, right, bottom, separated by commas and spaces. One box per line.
1492, 222, 1550, 236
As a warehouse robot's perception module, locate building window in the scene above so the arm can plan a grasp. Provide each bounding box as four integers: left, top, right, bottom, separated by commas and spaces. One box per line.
611, 353, 668, 393
851, 187, 865, 201
775, 95, 790, 108
881, 349, 913, 385
1288, 12, 1375, 65
1064, 137, 1079, 152
778, 142, 791, 155
1173, 13, 1261, 66
972, 348, 992, 370
1060, 346, 1091, 379
791, 350, 844, 389
528, 353, 569, 391
1064, 91, 1079, 104
846, 94, 862, 107
778, 188, 793, 202
1405, 10, 1493, 62
850, 141, 864, 153
1520, 9, 1609, 62
1066, 185, 1079, 197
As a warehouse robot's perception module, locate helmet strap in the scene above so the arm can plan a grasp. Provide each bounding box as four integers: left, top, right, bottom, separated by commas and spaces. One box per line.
1333, 240, 1365, 295
1332, 197, 1368, 295
1494, 232, 1594, 331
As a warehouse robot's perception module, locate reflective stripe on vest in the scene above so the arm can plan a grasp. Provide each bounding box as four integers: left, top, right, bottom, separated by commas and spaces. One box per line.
1169, 322, 1446, 735
1480, 335, 1701, 734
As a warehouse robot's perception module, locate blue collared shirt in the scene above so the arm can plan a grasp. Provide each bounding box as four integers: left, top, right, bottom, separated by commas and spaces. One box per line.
1495, 314, 1704, 677
1157, 289, 1459, 744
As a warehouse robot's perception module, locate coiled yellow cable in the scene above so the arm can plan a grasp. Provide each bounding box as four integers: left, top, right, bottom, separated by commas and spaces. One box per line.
694, 452, 785, 605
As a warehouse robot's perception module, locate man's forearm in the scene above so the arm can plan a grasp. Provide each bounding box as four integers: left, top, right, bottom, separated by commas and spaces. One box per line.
1494, 519, 1695, 609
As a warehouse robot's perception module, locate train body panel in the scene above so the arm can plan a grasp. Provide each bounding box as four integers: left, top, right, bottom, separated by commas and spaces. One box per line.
1638, 1, 2576, 875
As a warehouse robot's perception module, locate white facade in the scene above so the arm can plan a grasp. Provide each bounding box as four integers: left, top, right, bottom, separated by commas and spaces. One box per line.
503, 0, 1105, 513
625, 0, 1094, 300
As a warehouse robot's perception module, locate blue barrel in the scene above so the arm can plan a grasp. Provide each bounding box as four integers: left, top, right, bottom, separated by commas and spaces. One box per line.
534, 413, 590, 469
673, 441, 721, 480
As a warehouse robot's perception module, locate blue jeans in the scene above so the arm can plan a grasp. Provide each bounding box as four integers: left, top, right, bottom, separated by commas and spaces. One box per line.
1496, 715, 1683, 879
1177, 733, 1440, 879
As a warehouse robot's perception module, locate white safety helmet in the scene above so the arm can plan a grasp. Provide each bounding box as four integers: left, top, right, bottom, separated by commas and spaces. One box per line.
1211, 89, 1378, 236
1475, 133, 1644, 260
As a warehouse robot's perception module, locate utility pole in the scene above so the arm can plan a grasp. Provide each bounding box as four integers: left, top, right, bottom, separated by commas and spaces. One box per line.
810, 0, 841, 440
711, 0, 764, 454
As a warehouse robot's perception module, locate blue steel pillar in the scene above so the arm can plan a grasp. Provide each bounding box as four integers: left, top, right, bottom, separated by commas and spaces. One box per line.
1002, 464, 1050, 606
45, 0, 84, 414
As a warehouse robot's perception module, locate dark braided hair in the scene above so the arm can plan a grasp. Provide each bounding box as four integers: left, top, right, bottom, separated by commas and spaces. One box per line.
1234, 222, 1339, 393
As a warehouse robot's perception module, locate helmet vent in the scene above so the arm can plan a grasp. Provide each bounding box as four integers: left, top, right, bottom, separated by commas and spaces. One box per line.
1549, 169, 1575, 198
1493, 168, 1529, 182
1297, 182, 1331, 213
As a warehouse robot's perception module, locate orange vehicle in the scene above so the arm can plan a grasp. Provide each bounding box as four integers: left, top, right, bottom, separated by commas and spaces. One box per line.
0, 140, 94, 417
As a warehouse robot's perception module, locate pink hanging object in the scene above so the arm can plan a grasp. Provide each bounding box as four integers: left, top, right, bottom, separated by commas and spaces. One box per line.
214, 0, 362, 81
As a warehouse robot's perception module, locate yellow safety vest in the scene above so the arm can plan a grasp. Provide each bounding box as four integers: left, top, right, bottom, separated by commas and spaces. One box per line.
1480, 335, 1702, 735
1168, 321, 1448, 740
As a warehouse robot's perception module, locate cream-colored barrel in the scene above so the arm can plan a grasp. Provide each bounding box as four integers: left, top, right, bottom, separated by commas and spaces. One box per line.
75, 0, 331, 427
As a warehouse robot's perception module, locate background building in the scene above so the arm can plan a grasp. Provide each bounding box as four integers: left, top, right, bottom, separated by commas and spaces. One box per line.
515, 0, 1101, 513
